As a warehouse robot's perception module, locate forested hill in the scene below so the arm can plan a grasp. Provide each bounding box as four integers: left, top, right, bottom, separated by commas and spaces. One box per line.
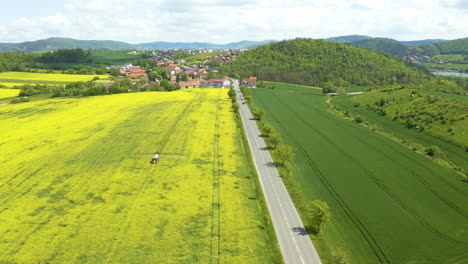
351, 38, 418, 57
419, 37, 468, 55
223, 38, 427, 87
348, 37, 468, 57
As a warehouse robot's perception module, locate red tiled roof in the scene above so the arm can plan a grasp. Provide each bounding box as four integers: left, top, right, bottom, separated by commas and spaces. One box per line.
211, 77, 229, 83
129, 72, 147, 78
241, 77, 257, 83
128, 67, 145, 73
180, 79, 202, 88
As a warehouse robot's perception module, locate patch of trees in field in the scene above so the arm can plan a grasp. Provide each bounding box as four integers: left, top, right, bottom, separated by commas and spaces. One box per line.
223, 38, 428, 87
38, 48, 91, 63
0, 52, 37, 72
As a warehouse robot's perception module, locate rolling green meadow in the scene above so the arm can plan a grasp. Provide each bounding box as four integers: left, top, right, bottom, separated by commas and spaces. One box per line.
250, 83, 468, 263
0, 89, 280, 263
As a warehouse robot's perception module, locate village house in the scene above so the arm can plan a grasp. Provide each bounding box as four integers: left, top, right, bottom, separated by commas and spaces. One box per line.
195, 68, 207, 78
126, 67, 147, 78
179, 79, 203, 89
211, 77, 231, 88
241, 77, 257, 88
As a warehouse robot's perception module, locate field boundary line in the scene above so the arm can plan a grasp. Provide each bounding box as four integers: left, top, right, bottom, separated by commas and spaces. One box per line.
264, 81, 323, 91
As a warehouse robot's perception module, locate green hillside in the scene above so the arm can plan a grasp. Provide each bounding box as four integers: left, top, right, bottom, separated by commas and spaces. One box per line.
350, 37, 468, 57
0, 38, 135, 53
224, 38, 427, 87
420, 37, 468, 55
351, 38, 417, 56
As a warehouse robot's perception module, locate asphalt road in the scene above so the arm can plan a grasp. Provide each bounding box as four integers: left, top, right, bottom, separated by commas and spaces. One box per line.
232, 79, 322, 264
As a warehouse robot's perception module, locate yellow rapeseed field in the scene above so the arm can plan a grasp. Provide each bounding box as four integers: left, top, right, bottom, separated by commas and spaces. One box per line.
0, 88, 20, 99
0, 83, 28, 88
0, 89, 279, 263
0, 71, 110, 85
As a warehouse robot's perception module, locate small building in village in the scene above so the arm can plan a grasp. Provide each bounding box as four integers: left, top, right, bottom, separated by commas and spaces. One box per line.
211, 77, 231, 88
179, 79, 203, 89
241, 77, 257, 88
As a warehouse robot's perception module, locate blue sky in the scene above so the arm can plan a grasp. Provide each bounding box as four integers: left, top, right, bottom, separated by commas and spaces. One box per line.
0, 0, 467, 43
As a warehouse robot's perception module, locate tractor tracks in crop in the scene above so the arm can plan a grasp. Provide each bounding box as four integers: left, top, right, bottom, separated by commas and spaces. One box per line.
158, 92, 202, 152
285, 93, 467, 246
109, 91, 203, 258
328, 99, 468, 214
210, 90, 222, 264
255, 94, 391, 264
330, 98, 468, 193
410, 171, 468, 219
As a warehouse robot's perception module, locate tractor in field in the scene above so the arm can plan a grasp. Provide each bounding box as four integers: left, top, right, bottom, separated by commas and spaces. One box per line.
133, 151, 183, 165
151, 152, 160, 164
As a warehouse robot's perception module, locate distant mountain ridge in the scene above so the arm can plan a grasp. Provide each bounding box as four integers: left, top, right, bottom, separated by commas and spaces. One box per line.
400, 39, 446, 45
351, 38, 418, 57
0, 38, 134, 53
346, 37, 467, 56
0, 36, 464, 56
0, 38, 278, 52
137, 40, 277, 49
324, 35, 371, 43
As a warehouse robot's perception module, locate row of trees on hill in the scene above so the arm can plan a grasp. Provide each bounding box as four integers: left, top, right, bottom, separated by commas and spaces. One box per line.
223, 38, 429, 88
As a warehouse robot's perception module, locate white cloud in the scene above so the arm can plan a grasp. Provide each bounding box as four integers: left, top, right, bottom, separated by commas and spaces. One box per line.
440, 0, 468, 8
40, 13, 69, 26
0, 0, 467, 43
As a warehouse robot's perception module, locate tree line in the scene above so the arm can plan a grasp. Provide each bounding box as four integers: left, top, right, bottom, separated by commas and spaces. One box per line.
13, 77, 180, 99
